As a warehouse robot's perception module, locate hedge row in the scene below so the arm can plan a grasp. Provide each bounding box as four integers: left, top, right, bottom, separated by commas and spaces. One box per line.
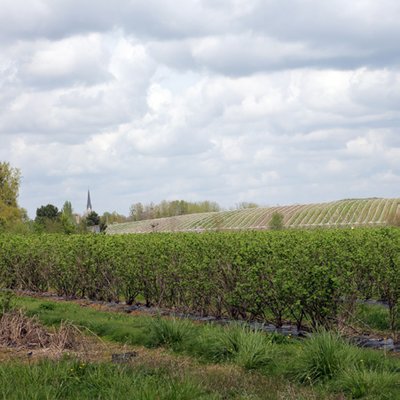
0, 229, 399, 331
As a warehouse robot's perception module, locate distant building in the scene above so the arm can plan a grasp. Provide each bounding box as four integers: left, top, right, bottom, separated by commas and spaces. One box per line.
85, 190, 101, 233
86, 190, 93, 215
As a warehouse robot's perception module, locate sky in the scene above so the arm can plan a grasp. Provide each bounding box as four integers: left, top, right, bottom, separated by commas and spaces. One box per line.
1, 0, 399, 218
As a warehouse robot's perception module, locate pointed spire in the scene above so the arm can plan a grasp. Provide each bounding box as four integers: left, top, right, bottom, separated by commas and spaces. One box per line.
86, 190, 92, 213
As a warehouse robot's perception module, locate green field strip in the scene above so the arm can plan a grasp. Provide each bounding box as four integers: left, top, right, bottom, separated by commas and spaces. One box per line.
197, 210, 234, 229
348, 200, 365, 224
107, 198, 400, 234
252, 208, 276, 227
182, 213, 213, 230
218, 209, 247, 228
182, 212, 215, 230
287, 204, 314, 226
358, 199, 373, 224
298, 204, 324, 226
260, 206, 289, 227
236, 207, 266, 228
368, 199, 384, 224
386, 199, 400, 223
286, 204, 311, 226
309, 204, 329, 225
377, 199, 390, 223
320, 202, 340, 226
225, 208, 259, 229
247, 208, 273, 227
330, 200, 351, 225
297, 205, 321, 226
336, 200, 354, 225
347, 199, 367, 224
278, 204, 301, 225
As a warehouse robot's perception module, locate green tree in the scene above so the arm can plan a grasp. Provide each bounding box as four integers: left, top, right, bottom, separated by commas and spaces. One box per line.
35, 204, 60, 221
60, 201, 77, 234
0, 162, 23, 230
86, 211, 100, 226
34, 204, 62, 233
269, 212, 284, 230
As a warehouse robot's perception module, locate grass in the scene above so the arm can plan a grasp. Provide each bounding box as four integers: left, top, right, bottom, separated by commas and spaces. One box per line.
145, 316, 196, 351
193, 324, 275, 370
292, 330, 354, 384
354, 303, 393, 331
333, 368, 400, 400
6, 295, 400, 399
16, 296, 150, 346
0, 358, 214, 400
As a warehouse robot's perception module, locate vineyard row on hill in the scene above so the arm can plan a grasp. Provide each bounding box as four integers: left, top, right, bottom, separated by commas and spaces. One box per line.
1, 228, 399, 332
107, 198, 400, 234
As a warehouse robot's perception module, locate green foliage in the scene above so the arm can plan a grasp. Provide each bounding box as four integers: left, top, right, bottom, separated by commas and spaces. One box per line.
0, 228, 400, 336
0, 161, 23, 231
129, 199, 221, 221
85, 211, 100, 227
269, 212, 284, 230
35, 204, 60, 221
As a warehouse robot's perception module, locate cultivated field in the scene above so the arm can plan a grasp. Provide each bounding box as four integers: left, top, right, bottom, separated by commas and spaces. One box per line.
107, 198, 400, 234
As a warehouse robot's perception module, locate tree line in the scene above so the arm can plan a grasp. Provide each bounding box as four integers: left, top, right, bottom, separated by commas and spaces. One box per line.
129, 200, 221, 221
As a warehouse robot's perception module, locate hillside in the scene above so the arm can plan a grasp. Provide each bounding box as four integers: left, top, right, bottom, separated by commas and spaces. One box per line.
106, 198, 400, 234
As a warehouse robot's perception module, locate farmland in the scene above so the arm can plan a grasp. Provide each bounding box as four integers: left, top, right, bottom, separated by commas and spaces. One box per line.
107, 197, 400, 234
1, 228, 399, 333
1, 228, 400, 399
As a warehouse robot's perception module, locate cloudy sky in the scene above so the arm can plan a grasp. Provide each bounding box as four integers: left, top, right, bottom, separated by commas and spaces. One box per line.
1, 0, 399, 217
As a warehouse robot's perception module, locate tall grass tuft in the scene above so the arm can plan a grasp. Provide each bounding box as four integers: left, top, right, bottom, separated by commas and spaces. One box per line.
194, 324, 275, 370
145, 316, 195, 351
293, 330, 353, 384
334, 368, 400, 400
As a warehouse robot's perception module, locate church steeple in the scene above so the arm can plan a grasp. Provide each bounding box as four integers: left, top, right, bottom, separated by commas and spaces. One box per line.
86, 190, 92, 214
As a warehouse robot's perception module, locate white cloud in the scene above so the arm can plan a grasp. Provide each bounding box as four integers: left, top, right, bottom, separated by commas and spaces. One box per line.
0, 0, 399, 217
